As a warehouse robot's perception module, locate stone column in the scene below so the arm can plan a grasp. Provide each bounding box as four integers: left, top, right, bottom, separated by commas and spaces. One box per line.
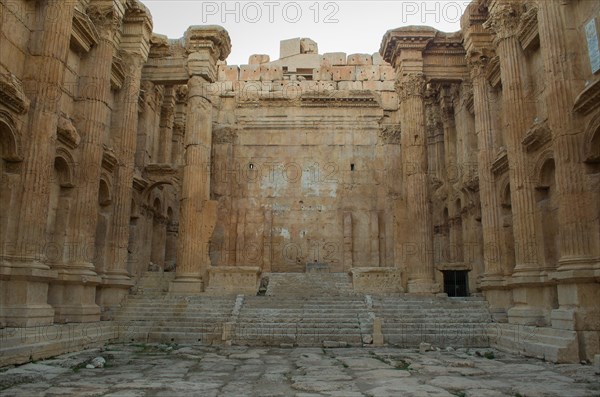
98, 54, 147, 315
1, 1, 75, 326
485, 0, 547, 325
537, 1, 600, 359
158, 87, 175, 163
96, 3, 151, 318
467, 51, 510, 319
169, 26, 231, 294
398, 74, 439, 294
49, 4, 122, 323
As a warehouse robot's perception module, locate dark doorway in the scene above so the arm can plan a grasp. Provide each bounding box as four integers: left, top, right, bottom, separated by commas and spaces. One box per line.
443, 270, 469, 297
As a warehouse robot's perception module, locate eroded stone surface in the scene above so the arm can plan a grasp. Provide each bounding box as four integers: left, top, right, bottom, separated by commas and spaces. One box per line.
1, 345, 599, 397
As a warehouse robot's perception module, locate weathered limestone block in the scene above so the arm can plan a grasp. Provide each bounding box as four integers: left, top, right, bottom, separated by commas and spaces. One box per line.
260, 64, 283, 81
316, 81, 337, 92
205, 266, 261, 295
373, 317, 384, 346
313, 67, 333, 81
321, 52, 346, 66
351, 267, 403, 294
379, 65, 396, 81
379, 91, 399, 110
363, 80, 395, 91
372, 52, 388, 65
338, 81, 363, 90
249, 54, 270, 64
332, 66, 356, 81
218, 65, 239, 81
347, 53, 372, 65
239, 64, 261, 81
356, 65, 381, 81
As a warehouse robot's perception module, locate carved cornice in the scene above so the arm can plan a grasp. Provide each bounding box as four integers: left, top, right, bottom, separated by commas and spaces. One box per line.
185, 25, 232, 61
486, 56, 502, 88
133, 175, 148, 192
102, 145, 119, 172
461, 82, 475, 115
111, 55, 126, 90
379, 125, 401, 145
396, 74, 427, 102
57, 115, 80, 149
573, 79, 600, 115
518, 4, 539, 51
491, 147, 509, 175
522, 119, 551, 152
379, 26, 438, 65
484, 1, 524, 42
301, 92, 379, 108
0, 72, 29, 114
71, 7, 99, 53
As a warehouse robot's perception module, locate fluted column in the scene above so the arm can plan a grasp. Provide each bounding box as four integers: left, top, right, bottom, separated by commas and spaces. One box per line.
468, 52, 512, 321
169, 26, 231, 294
398, 74, 439, 294
538, 1, 596, 269
158, 87, 176, 163
1, 0, 76, 326
486, 0, 554, 326
97, 52, 146, 318
469, 55, 504, 280
97, 1, 152, 317
169, 77, 216, 293
50, 4, 121, 323
537, 1, 600, 359
485, 1, 539, 277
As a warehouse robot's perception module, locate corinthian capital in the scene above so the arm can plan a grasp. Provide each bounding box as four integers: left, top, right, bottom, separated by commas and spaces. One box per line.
88, 4, 123, 37
396, 74, 427, 102
466, 49, 495, 79
483, 1, 524, 41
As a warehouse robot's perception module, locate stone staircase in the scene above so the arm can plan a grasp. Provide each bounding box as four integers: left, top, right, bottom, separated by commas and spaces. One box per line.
265, 272, 357, 296
372, 295, 492, 348
112, 271, 493, 348
232, 295, 371, 347
114, 272, 236, 344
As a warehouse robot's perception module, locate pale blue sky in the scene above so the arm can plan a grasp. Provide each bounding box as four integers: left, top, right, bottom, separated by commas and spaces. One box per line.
143, 1, 467, 65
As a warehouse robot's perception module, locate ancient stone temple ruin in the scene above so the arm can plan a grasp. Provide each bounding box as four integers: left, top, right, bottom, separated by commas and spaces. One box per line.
1, 0, 599, 366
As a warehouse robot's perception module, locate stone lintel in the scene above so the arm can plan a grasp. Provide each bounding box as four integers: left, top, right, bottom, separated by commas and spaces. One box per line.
142, 57, 189, 84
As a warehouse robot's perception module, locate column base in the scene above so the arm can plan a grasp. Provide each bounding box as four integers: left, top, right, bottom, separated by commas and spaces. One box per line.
169, 275, 204, 295
480, 275, 511, 322
48, 272, 101, 323
96, 272, 134, 320
407, 279, 440, 295
551, 282, 600, 361
0, 263, 57, 327
508, 283, 557, 326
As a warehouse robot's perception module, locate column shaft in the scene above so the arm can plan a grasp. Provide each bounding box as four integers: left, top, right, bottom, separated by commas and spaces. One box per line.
399, 74, 438, 293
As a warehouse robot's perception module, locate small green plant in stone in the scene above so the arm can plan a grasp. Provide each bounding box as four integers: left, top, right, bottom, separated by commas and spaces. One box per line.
395, 359, 410, 370
451, 391, 466, 397
483, 351, 495, 360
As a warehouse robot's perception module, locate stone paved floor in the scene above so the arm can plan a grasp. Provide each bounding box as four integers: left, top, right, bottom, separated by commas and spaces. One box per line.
1, 344, 599, 397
